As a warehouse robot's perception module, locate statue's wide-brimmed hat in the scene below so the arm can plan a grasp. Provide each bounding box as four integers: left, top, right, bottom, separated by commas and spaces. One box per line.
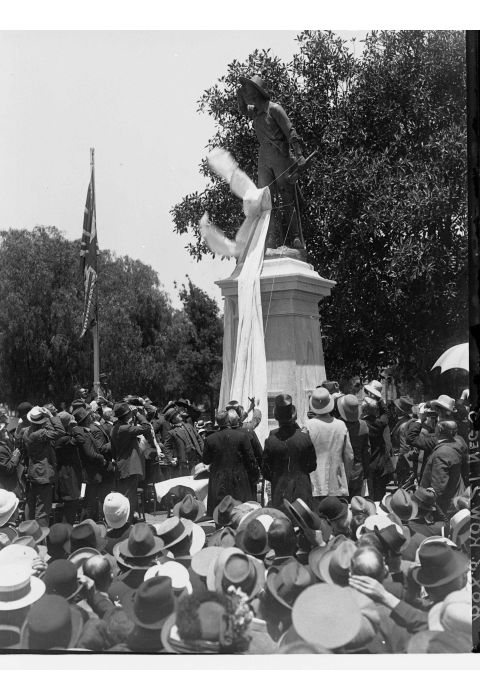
239, 74, 270, 99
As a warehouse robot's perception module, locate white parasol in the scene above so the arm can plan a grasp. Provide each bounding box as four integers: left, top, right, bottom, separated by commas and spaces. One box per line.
431, 342, 469, 373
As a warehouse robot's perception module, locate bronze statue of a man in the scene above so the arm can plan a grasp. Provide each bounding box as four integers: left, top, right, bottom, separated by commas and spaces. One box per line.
237, 74, 306, 253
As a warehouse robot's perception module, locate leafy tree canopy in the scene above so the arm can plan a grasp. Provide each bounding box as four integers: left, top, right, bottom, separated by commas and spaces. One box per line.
171, 30, 467, 388
0, 227, 222, 410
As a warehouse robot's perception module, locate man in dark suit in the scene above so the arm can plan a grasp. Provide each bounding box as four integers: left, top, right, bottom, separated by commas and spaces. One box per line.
203, 410, 257, 516
110, 402, 152, 521
419, 421, 466, 517
163, 407, 204, 478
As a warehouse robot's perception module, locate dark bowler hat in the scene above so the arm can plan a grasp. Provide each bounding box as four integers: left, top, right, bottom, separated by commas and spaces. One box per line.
172, 494, 207, 522
239, 74, 270, 99
235, 519, 270, 558
113, 402, 132, 420
213, 496, 242, 527
14, 519, 49, 544
72, 406, 92, 424
393, 396, 415, 415
131, 576, 175, 630
42, 560, 83, 600
21, 595, 84, 650
274, 394, 294, 422
267, 518, 297, 557
47, 523, 72, 558
114, 523, 164, 570
412, 541, 470, 588
316, 496, 348, 522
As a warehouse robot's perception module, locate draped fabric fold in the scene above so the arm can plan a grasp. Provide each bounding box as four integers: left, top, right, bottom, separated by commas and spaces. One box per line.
201, 149, 270, 446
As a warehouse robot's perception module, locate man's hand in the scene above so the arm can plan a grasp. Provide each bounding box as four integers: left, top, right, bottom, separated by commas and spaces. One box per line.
11, 448, 21, 464
31, 556, 47, 577
348, 575, 400, 611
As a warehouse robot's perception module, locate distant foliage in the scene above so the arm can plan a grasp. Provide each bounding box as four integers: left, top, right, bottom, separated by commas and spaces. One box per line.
0, 227, 222, 409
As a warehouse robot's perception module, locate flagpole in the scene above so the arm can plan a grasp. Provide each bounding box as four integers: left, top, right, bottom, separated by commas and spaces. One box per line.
91, 147, 101, 398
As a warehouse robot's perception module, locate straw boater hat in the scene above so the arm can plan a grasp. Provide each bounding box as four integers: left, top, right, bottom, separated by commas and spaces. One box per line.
308, 387, 334, 415
0, 563, 45, 611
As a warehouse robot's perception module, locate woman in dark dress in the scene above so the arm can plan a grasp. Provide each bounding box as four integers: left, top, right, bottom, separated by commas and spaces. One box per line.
261, 395, 316, 508
203, 411, 258, 516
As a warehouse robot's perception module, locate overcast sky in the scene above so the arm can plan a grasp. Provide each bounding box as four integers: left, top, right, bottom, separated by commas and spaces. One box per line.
1, 30, 367, 308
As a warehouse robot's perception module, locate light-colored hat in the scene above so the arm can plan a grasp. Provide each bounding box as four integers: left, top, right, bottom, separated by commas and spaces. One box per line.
26, 406, 50, 425
356, 514, 392, 541
449, 509, 470, 549
337, 394, 360, 422
309, 387, 334, 415
103, 492, 130, 529
0, 489, 19, 527
430, 395, 456, 413
0, 563, 45, 611
0, 543, 37, 567
363, 381, 382, 399
206, 546, 265, 597
144, 561, 193, 594
428, 589, 471, 637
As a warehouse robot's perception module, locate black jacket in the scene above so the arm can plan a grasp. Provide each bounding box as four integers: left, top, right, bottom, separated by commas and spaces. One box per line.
203, 426, 257, 515
262, 423, 316, 508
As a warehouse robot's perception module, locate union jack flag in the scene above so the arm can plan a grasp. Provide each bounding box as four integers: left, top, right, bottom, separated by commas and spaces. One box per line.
80, 160, 98, 338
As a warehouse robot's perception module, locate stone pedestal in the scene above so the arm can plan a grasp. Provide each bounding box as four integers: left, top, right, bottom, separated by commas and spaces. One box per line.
216, 256, 335, 427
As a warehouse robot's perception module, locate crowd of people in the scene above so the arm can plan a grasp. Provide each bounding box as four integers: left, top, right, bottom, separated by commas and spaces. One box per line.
0, 379, 474, 653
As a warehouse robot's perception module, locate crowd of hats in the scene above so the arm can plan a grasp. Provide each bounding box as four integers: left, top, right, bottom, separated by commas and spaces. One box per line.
0, 478, 472, 653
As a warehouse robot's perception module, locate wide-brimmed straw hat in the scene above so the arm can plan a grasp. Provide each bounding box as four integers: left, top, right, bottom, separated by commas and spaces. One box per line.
264, 559, 315, 613
311, 540, 356, 586
309, 388, 334, 415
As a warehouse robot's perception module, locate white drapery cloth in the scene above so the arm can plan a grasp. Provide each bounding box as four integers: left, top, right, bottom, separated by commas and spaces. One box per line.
200, 149, 270, 446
